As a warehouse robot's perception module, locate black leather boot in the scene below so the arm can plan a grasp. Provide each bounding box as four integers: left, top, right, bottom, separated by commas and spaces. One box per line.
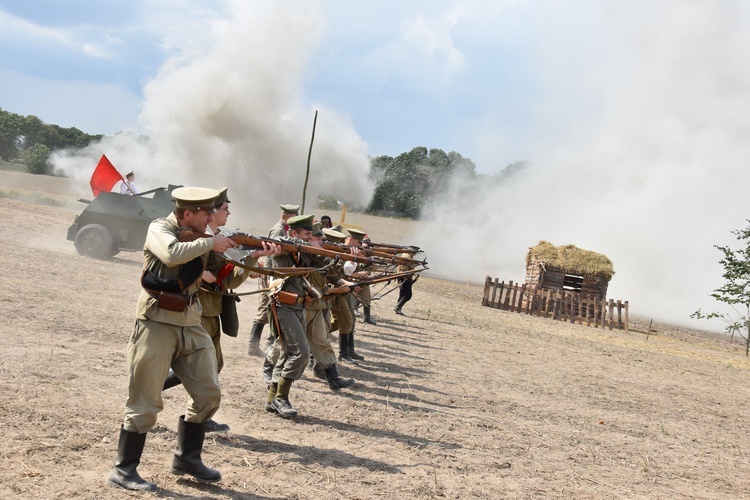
163, 369, 182, 390
170, 416, 221, 483
324, 364, 355, 390
106, 426, 157, 491
363, 306, 377, 325
338, 333, 353, 362
204, 419, 229, 432
247, 322, 265, 356
312, 363, 326, 380
394, 298, 406, 315
348, 330, 365, 361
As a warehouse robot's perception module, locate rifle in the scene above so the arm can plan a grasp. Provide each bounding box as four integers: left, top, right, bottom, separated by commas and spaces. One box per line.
177, 229, 378, 267
350, 269, 424, 288
365, 242, 423, 255
319, 240, 427, 267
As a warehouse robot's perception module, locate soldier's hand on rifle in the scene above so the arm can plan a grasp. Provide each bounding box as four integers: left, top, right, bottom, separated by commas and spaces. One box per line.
213, 233, 238, 253
250, 241, 281, 258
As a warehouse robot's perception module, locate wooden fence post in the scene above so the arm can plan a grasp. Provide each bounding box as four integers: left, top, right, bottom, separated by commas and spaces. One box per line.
517, 284, 526, 313
617, 300, 623, 330
608, 299, 614, 330
490, 278, 500, 308
624, 301, 629, 333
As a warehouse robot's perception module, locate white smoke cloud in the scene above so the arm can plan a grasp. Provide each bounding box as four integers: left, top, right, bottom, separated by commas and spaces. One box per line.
417, 1, 750, 329
52, 0, 373, 229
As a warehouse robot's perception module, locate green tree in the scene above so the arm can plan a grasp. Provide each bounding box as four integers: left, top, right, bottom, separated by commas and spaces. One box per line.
368, 146, 477, 219
22, 143, 52, 175
0, 108, 23, 161
692, 219, 750, 356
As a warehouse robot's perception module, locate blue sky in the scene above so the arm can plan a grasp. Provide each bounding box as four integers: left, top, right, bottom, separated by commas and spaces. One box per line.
3, 0, 750, 327
0, 0, 542, 173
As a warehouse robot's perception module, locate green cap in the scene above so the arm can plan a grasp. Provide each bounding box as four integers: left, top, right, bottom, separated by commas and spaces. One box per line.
214, 187, 230, 206
347, 228, 367, 241
312, 222, 324, 237
331, 224, 343, 232
322, 227, 346, 243
172, 187, 219, 213
280, 204, 300, 214
287, 214, 315, 231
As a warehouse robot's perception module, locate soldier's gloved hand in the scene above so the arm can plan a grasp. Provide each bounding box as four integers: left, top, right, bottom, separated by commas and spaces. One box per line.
213, 233, 238, 253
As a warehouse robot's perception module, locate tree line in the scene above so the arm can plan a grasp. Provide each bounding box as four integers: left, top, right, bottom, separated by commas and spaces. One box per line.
0, 107, 529, 219
0, 108, 102, 174
364, 146, 528, 220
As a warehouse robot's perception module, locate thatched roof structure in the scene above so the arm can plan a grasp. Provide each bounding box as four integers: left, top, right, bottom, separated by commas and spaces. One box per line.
526, 241, 615, 280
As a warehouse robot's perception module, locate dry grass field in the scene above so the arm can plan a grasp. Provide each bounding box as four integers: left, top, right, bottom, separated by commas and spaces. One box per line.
1, 170, 749, 499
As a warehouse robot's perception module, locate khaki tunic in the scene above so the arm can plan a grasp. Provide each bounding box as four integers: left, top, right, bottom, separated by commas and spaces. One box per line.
124, 213, 220, 433
200, 250, 255, 372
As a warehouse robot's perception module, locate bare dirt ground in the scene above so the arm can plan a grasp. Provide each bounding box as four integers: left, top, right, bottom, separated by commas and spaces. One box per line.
1, 171, 750, 499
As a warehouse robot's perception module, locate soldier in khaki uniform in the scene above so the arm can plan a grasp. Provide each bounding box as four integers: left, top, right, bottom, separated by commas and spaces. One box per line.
326, 229, 359, 362
348, 228, 377, 326
248, 203, 299, 356
307, 223, 355, 390
162, 188, 279, 432
107, 187, 238, 491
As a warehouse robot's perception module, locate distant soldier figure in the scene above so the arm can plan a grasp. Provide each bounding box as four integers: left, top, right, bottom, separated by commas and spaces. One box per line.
119, 171, 139, 195
394, 252, 417, 315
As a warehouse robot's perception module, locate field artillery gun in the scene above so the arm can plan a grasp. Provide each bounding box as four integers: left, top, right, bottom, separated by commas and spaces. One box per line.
66, 185, 181, 259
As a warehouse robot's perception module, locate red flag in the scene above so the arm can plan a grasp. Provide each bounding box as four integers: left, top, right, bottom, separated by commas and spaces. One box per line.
89, 154, 125, 197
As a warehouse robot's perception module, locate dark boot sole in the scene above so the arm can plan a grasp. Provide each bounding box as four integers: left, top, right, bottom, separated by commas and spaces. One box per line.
169, 467, 221, 483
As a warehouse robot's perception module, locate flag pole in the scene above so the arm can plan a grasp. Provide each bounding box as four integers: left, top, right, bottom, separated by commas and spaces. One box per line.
300, 110, 318, 214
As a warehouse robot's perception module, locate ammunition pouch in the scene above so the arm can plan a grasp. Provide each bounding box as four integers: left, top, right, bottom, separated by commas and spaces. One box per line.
144, 289, 197, 312
141, 269, 198, 312
275, 290, 306, 306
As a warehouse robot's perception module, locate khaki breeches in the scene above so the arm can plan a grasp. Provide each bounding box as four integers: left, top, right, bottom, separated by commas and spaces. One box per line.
123, 318, 221, 433
305, 308, 336, 368
330, 294, 355, 335
271, 305, 309, 381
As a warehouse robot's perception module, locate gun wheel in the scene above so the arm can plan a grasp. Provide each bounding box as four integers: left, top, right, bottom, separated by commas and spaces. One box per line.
74, 224, 117, 259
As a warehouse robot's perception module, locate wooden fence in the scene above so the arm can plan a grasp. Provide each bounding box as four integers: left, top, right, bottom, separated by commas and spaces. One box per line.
482, 276, 629, 332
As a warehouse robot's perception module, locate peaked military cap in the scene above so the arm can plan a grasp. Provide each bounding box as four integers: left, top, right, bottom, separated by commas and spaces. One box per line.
125, 171, 134, 178
280, 204, 300, 214
331, 224, 343, 232
322, 227, 347, 244
214, 187, 230, 206
347, 228, 367, 241
287, 214, 315, 231
172, 187, 220, 213
312, 222, 324, 237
